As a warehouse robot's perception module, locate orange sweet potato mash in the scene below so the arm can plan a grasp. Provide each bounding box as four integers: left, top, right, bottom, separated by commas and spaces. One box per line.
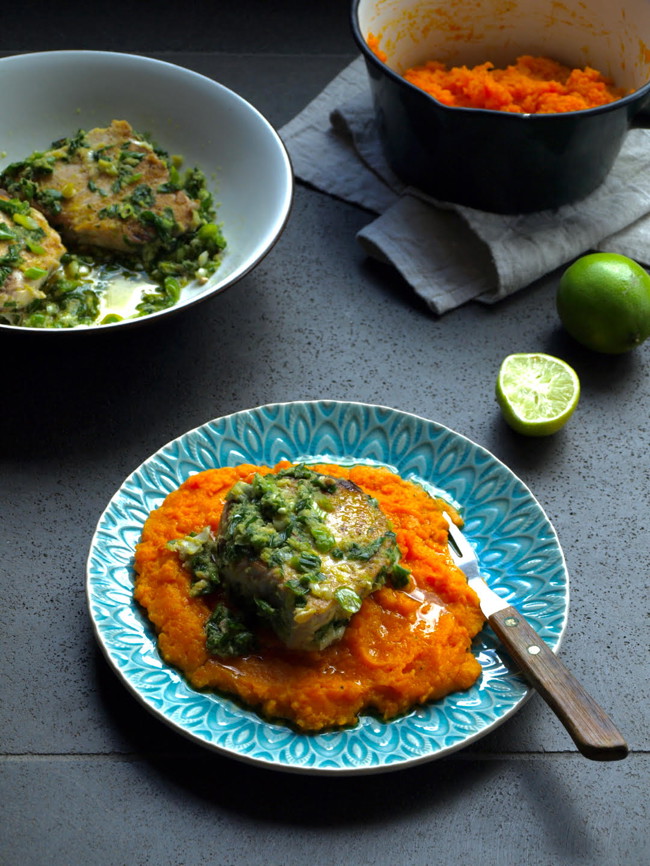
368, 34, 625, 113
134, 462, 485, 731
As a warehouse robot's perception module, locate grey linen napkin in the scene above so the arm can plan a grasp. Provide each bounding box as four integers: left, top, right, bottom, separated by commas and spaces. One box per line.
280, 57, 650, 314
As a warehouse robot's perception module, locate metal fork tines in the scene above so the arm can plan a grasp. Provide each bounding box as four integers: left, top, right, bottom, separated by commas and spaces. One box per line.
444, 513, 508, 617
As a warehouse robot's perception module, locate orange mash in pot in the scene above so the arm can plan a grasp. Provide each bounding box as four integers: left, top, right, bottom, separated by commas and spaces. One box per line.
368, 35, 626, 113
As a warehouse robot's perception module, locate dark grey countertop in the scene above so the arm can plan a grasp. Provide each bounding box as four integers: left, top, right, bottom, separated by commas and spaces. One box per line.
1, 3, 647, 864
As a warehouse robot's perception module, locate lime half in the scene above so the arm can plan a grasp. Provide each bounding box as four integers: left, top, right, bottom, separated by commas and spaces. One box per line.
496, 353, 580, 436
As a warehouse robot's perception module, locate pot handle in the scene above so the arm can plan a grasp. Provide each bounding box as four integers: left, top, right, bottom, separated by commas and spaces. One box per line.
630, 93, 650, 128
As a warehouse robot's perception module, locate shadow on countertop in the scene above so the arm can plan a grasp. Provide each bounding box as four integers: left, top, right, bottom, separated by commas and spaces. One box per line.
93, 645, 589, 841
0, 272, 278, 466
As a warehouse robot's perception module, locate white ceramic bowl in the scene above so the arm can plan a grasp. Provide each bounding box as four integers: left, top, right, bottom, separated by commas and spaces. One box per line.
0, 50, 293, 332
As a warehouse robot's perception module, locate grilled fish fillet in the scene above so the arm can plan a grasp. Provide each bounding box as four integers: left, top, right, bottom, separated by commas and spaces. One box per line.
2, 120, 198, 253
215, 466, 401, 651
0, 192, 66, 309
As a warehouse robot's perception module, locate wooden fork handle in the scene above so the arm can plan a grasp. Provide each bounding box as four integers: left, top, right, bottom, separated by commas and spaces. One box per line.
489, 606, 628, 761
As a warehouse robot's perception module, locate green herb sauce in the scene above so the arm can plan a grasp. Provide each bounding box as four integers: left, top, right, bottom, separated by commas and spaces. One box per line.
167, 465, 411, 657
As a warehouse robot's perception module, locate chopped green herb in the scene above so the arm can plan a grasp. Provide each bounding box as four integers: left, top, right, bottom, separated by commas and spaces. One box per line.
335, 587, 362, 615
23, 266, 48, 280
254, 598, 277, 620
389, 563, 411, 588
65, 129, 89, 156
205, 604, 256, 657
167, 526, 221, 596
13, 211, 39, 231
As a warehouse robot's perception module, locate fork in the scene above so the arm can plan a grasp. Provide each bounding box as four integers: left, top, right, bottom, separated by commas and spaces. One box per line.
444, 513, 628, 761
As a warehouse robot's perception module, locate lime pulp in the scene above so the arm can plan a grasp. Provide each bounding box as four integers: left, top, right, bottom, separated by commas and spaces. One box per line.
495, 353, 581, 436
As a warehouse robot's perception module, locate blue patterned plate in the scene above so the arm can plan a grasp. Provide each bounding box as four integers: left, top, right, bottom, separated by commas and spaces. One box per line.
86, 401, 568, 774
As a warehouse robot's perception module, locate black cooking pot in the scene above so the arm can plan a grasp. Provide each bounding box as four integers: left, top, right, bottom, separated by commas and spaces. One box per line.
352, 0, 650, 213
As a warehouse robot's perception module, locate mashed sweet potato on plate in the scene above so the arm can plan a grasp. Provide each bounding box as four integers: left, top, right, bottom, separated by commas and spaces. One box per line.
134, 462, 485, 732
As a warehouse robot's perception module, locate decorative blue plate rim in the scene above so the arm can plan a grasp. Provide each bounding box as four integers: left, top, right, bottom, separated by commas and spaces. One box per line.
86, 400, 569, 775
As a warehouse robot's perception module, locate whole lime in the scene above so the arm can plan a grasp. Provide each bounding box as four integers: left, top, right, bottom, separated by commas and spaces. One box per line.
556, 252, 650, 353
